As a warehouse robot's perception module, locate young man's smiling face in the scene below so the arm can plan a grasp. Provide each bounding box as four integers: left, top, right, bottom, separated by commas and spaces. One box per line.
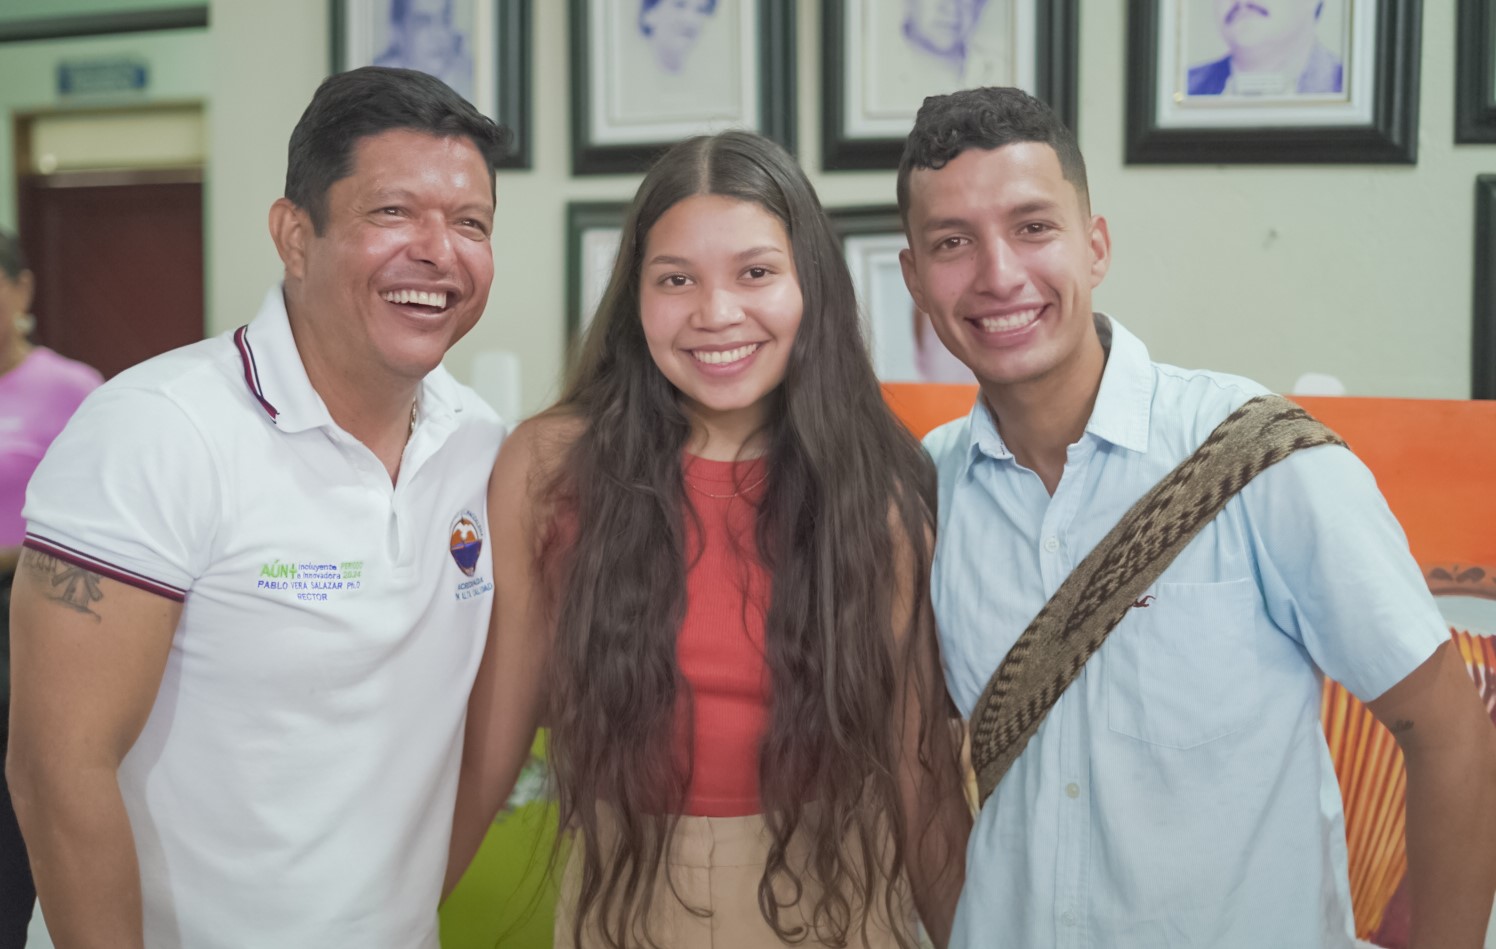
899, 141, 1110, 397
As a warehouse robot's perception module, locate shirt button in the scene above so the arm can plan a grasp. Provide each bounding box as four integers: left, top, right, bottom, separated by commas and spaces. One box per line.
1061, 911, 1078, 927
1065, 783, 1080, 799
1043, 536, 1060, 552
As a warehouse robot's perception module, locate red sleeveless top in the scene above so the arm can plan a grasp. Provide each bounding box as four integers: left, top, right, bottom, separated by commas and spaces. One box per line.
676, 454, 772, 817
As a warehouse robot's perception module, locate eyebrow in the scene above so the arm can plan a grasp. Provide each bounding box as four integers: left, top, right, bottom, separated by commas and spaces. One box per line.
1008, 199, 1062, 217
367, 187, 417, 203
733, 245, 786, 260
919, 200, 1063, 233
919, 216, 973, 234
644, 246, 787, 268
366, 188, 494, 215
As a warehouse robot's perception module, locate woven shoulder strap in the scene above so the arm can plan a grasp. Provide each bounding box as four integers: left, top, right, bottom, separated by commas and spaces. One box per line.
969, 395, 1345, 807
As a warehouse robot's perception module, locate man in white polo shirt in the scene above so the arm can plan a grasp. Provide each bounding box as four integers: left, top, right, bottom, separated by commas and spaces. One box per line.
6, 67, 508, 948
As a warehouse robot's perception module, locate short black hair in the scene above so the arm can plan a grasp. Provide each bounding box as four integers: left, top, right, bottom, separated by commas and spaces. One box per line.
897, 86, 1089, 228
0, 229, 27, 281
284, 66, 509, 233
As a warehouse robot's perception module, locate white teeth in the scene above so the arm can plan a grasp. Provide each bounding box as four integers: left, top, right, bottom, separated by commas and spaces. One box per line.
977, 307, 1042, 333
692, 343, 760, 365
381, 289, 448, 309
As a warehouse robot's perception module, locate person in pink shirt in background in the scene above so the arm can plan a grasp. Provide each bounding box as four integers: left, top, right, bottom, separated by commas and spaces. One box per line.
0, 227, 102, 946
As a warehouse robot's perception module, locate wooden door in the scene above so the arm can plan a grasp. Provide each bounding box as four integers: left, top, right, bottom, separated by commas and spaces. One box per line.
17, 169, 204, 379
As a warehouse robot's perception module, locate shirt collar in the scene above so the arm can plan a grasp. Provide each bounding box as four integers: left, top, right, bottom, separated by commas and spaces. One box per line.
965, 390, 1012, 468
232, 285, 466, 435
958, 312, 1154, 474
1083, 313, 1154, 453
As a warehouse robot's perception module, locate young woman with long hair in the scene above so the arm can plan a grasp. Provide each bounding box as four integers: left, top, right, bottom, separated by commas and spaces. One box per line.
447, 129, 970, 948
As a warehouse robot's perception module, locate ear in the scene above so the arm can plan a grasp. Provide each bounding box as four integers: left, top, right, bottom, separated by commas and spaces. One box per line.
899, 246, 930, 315
268, 198, 313, 282
1087, 214, 1111, 289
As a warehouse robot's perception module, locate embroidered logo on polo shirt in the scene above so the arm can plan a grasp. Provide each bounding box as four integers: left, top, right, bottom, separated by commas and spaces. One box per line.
255, 558, 364, 602
449, 512, 484, 576
449, 510, 494, 602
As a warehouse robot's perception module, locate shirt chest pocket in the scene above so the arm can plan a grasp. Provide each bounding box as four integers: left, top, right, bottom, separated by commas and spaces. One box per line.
1105, 577, 1263, 749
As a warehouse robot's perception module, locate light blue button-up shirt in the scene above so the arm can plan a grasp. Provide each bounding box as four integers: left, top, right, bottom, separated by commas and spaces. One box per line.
926, 316, 1448, 949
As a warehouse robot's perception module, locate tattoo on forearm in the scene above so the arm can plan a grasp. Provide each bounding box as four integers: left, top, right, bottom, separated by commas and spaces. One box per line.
20, 551, 105, 620
1390, 718, 1415, 735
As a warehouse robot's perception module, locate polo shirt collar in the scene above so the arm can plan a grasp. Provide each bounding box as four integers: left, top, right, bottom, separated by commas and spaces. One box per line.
958, 312, 1154, 474
233, 285, 467, 435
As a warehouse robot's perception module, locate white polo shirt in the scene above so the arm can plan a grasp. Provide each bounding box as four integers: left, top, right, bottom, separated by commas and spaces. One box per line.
22, 288, 505, 949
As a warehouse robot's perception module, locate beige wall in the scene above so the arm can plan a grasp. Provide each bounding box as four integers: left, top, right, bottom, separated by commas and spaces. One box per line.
2, 2, 1485, 417
0, 28, 209, 222
204, 0, 326, 342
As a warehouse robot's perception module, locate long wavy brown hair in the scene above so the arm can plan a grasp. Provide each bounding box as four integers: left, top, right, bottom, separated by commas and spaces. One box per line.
542, 130, 956, 948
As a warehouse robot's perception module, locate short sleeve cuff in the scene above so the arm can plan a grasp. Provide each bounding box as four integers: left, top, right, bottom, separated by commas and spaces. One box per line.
21, 531, 190, 603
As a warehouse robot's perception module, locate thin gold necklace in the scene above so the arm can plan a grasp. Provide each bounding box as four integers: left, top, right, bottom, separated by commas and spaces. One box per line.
683, 470, 767, 499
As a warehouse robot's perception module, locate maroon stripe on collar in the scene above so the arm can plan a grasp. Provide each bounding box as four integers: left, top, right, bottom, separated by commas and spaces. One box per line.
23, 534, 189, 603
234, 325, 279, 421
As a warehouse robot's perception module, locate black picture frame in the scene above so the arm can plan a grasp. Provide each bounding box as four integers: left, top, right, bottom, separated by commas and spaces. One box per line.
1473, 176, 1496, 399
821, 0, 1079, 171
330, 0, 532, 169
827, 205, 903, 243
565, 202, 629, 346
0, 7, 207, 43
569, 0, 796, 176
1125, 0, 1421, 164
1457, 0, 1496, 143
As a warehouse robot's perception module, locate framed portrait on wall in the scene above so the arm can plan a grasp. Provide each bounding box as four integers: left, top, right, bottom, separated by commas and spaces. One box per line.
1457, 0, 1496, 143
822, 0, 1078, 170
829, 206, 974, 384
330, 0, 532, 168
1125, 0, 1420, 164
569, 0, 796, 175
1473, 176, 1496, 400
566, 202, 628, 345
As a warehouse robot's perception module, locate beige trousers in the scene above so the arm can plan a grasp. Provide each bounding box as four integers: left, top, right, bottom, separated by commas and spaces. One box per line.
554, 811, 911, 949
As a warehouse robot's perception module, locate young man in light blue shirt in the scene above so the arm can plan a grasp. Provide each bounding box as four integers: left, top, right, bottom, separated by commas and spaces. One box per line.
897, 86, 1496, 948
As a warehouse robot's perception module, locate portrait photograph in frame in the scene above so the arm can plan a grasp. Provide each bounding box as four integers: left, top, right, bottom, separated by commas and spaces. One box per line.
1125, 0, 1420, 164
569, 0, 796, 175
1472, 176, 1496, 399
1457, 0, 1496, 143
822, 0, 1078, 170
565, 202, 628, 348
330, 0, 532, 168
829, 206, 974, 384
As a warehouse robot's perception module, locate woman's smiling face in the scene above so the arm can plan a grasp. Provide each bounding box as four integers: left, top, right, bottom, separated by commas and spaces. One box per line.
638, 193, 803, 445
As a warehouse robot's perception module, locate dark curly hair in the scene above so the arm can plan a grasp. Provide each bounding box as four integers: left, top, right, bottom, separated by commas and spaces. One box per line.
897, 86, 1089, 227
542, 129, 961, 949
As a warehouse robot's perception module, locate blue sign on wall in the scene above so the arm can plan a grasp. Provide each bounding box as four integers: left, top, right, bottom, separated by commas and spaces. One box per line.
58, 58, 148, 96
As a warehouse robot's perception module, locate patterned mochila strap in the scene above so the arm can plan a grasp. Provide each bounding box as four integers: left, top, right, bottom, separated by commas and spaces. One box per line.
969, 395, 1345, 807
